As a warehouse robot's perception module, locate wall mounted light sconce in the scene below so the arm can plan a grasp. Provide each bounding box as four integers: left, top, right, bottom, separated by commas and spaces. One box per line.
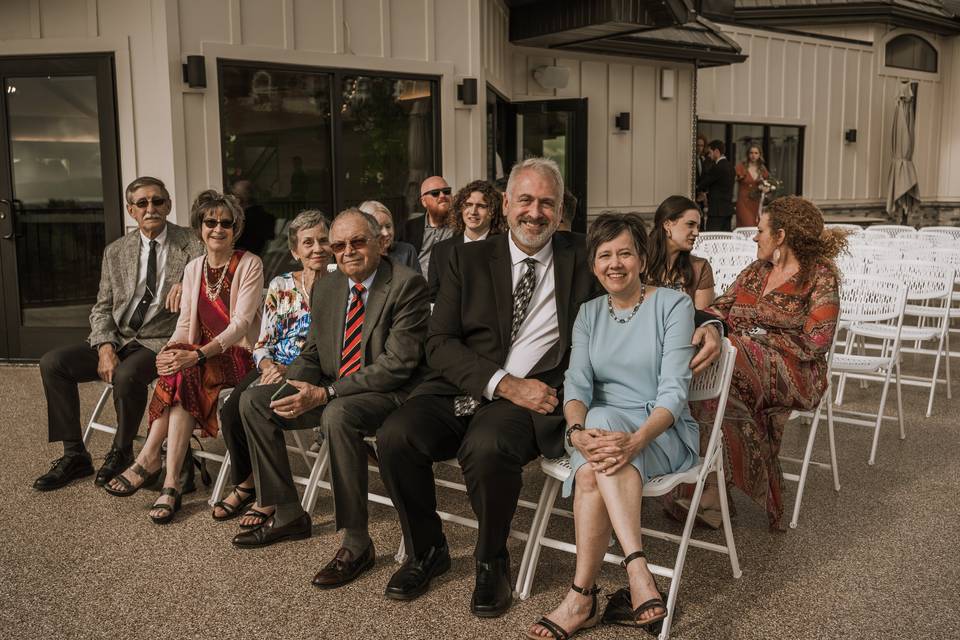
457, 78, 478, 105
615, 112, 631, 132
660, 68, 676, 100
182, 55, 206, 88
844, 129, 857, 143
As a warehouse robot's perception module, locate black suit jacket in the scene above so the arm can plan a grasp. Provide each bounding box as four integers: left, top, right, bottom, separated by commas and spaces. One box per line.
286, 257, 431, 398
412, 232, 600, 457
426, 233, 464, 302
697, 156, 735, 219
402, 215, 426, 252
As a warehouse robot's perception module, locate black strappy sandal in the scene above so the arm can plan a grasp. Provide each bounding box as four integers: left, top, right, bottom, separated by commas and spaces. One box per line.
149, 487, 182, 525
212, 485, 256, 521
525, 583, 601, 640
238, 507, 273, 530
103, 462, 160, 497
602, 550, 669, 633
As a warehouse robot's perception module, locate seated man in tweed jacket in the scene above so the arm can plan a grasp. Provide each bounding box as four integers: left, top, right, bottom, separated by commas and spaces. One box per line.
33, 176, 203, 491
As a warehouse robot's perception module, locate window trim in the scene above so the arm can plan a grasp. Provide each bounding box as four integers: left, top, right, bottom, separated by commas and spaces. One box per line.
216, 57, 443, 217
696, 119, 805, 197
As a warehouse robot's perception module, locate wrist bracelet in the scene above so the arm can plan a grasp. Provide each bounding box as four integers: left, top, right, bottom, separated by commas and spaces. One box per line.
565, 423, 585, 448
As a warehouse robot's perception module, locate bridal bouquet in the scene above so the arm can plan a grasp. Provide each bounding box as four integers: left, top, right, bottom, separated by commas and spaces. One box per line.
750, 176, 783, 203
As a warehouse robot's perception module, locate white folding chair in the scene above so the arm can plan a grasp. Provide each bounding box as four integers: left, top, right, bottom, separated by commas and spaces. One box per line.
731, 226, 757, 241
919, 226, 960, 241
870, 224, 914, 237
82, 382, 155, 446
829, 275, 908, 465
708, 252, 755, 294
826, 223, 864, 233
514, 339, 741, 640
693, 240, 755, 260
694, 232, 734, 243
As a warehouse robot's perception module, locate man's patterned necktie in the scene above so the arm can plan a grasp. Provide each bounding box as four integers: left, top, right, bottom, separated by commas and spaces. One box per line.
455, 257, 539, 417
339, 283, 365, 377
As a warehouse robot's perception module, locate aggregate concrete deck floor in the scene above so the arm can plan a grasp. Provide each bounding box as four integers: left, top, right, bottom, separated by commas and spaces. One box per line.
2, 361, 958, 640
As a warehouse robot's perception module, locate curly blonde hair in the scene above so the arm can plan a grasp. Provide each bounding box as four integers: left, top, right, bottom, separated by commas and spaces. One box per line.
764, 196, 848, 282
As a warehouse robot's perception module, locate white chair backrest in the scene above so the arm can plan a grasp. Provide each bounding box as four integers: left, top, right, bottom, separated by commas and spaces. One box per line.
732, 227, 757, 241
839, 274, 907, 324
856, 229, 890, 242
919, 226, 960, 240
696, 232, 735, 243
835, 255, 865, 278
709, 253, 755, 293
689, 337, 736, 403
826, 223, 864, 233
873, 260, 955, 302
915, 229, 958, 246
693, 239, 756, 259
870, 224, 915, 237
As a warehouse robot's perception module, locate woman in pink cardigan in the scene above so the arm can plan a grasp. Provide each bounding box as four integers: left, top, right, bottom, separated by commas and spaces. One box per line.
106, 190, 263, 524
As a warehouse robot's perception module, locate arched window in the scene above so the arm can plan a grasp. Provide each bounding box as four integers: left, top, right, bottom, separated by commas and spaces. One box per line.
885, 34, 938, 73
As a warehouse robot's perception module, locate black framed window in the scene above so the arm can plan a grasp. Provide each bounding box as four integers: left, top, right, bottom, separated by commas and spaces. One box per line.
697, 120, 804, 197
219, 59, 440, 276
885, 34, 937, 74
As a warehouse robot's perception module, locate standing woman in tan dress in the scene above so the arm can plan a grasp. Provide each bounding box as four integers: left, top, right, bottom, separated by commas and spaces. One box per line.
734, 144, 770, 228
645, 195, 716, 310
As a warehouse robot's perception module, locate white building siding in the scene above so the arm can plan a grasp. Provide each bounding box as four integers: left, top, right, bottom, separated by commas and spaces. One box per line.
699, 24, 949, 207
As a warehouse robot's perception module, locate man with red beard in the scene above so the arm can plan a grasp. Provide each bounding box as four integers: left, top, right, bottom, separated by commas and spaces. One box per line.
403, 175, 455, 275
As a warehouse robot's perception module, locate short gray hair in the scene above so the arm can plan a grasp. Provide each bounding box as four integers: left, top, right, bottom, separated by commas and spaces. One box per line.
125, 176, 170, 204
334, 208, 381, 238
506, 157, 564, 204
357, 200, 392, 222
287, 210, 330, 251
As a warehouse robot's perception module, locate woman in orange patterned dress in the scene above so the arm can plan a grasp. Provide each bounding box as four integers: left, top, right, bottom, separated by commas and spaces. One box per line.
734, 144, 770, 228
690, 196, 847, 531
105, 191, 263, 524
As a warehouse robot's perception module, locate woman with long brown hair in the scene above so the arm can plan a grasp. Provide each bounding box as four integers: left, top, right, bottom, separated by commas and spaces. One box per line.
645, 195, 716, 309
734, 143, 770, 228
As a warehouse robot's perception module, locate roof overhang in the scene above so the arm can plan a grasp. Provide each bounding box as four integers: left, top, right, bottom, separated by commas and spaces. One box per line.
506, 1, 745, 67
731, 2, 960, 36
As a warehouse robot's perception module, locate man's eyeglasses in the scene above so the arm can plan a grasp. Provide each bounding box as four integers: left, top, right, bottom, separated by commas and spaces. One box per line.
131, 197, 168, 210
330, 236, 371, 254
421, 187, 452, 198
202, 218, 236, 229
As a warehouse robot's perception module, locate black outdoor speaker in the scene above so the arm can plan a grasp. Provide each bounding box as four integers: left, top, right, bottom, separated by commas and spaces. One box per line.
845, 129, 857, 143
615, 112, 631, 131
457, 78, 478, 105
182, 55, 206, 88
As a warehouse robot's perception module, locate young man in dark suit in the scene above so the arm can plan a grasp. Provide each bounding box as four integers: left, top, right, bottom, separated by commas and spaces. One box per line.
376, 159, 723, 617
697, 140, 736, 231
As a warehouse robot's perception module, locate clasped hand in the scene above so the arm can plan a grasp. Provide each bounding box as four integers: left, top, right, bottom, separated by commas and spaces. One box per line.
156, 348, 197, 376
259, 360, 287, 385
690, 324, 721, 374
269, 380, 327, 419
571, 429, 643, 475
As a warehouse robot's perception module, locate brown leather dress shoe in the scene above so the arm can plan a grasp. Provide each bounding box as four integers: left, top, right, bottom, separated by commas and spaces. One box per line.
311, 543, 375, 589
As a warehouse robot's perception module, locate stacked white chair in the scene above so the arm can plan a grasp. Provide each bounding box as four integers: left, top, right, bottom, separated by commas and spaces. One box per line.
829, 274, 908, 465
870, 224, 915, 237
825, 223, 864, 233
692, 239, 755, 260
514, 339, 741, 640
732, 226, 757, 241
919, 225, 960, 241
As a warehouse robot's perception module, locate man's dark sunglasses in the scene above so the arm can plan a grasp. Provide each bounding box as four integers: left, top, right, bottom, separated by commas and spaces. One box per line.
421, 187, 452, 198
202, 218, 236, 229
330, 236, 370, 254
132, 197, 168, 209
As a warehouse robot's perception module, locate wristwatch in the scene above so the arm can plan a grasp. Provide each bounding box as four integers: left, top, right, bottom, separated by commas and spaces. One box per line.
325, 385, 337, 401
196, 350, 207, 366
565, 423, 584, 448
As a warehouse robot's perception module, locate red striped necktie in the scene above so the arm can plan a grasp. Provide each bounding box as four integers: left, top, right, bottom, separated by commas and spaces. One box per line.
339, 283, 366, 377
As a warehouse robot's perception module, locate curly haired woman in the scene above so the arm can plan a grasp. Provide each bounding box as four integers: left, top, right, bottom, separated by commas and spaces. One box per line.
682, 196, 848, 531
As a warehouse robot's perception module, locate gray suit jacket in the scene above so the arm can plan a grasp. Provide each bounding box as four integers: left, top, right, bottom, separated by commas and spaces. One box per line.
87, 222, 204, 353
286, 257, 431, 397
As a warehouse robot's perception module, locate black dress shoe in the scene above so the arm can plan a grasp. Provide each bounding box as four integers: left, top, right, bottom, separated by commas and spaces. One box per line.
471, 551, 513, 618
312, 543, 375, 589
33, 453, 94, 492
232, 512, 312, 548
384, 537, 451, 601
94, 447, 133, 487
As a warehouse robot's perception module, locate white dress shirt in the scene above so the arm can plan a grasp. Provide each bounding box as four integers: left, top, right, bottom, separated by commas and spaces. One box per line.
463, 230, 489, 243
483, 234, 559, 400
121, 226, 169, 331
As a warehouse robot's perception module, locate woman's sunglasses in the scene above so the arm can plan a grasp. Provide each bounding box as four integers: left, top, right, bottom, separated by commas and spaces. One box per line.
203, 218, 235, 229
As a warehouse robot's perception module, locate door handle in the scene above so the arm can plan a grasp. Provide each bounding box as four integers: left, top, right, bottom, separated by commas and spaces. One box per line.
0, 198, 20, 239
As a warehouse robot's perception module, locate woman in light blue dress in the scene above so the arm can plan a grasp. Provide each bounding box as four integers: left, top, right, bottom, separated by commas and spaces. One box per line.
527, 213, 699, 640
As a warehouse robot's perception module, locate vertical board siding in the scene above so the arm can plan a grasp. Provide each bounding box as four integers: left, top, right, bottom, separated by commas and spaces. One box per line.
481, 0, 511, 95
38, 0, 87, 38
699, 24, 953, 203
293, 0, 337, 52
239, 0, 284, 48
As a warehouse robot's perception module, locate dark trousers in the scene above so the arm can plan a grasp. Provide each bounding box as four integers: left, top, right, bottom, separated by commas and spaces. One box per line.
377, 395, 540, 561
239, 383, 401, 531
705, 212, 731, 231
218, 368, 261, 485
39, 341, 157, 451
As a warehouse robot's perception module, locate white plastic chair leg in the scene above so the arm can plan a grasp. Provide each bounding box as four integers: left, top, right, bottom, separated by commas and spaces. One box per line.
714, 459, 741, 579
207, 450, 232, 507
789, 397, 823, 529
82, 385, 114, 445
517, 477, 562, 600
515, 472, 558, 599
867, 368, 895, 466
895, 361, 905, 440
826, 391, 840, 492
300, 440, 329, 513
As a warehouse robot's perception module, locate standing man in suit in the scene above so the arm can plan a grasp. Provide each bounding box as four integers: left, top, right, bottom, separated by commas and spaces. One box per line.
427, 179, 504, 301
697, 140, 736, 231
233, 209, 430, 590
33, 176, 203, 491
402, 175, 455, 275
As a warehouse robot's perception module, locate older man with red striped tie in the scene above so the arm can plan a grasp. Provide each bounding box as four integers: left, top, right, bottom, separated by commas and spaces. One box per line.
233, 208, 431, 588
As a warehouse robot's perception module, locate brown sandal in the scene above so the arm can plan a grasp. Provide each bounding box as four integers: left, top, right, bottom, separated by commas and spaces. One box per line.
603, 550, 669, 632
525, 583, 601, 640
103, 461, 160, 497
212, 485, 256, 521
